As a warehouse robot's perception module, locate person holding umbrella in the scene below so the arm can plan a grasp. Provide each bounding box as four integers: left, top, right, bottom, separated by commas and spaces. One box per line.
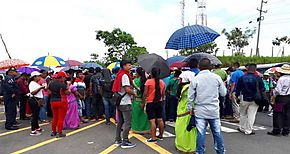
142, 67, 166, 143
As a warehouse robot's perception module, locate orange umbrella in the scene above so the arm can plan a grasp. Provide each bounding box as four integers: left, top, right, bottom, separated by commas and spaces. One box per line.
0, 59, 29, 70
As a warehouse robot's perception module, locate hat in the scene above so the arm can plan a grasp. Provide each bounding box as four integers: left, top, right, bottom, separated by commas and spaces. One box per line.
8, 67, 18, 72
179, 71, 195, 83
30, 71, 41, 78
276, 64, 290, 74
263, 72, 270, 76
57, 71, 69, 78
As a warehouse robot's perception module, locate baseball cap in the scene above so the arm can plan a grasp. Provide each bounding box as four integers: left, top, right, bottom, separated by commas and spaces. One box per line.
57, 71, 69, 78
30, 71, 41, 78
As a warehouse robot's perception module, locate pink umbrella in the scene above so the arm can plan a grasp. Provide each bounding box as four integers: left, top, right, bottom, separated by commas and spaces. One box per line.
169, 61, 187, 69
66, 60, 82, 67
0, 59, 29, 70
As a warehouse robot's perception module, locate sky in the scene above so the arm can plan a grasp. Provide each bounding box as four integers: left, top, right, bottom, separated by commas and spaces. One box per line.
0, 0, 290, 64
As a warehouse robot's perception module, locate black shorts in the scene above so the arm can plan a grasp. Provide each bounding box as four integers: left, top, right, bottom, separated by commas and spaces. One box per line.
146, 101, 163, 120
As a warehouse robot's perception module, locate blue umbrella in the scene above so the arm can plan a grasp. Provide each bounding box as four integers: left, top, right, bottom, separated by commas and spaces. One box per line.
165, 24, 220, 50
166, 56, 186, 66
80, 63, 103, 69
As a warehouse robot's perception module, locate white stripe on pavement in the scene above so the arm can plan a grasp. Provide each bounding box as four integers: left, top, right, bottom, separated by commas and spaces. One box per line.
221, 120, 267, 130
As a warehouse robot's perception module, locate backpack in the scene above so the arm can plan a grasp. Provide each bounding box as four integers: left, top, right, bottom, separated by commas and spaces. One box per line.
111, 92, 127, 106
91, 75, 101, 94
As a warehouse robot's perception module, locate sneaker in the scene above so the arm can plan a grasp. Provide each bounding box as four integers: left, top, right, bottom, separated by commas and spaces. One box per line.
51, 131, 57, 137
120, 141, 136, 149
36, 128, 44, 132
156, 136, 163, 141
5, 126, 19, 130
114, 140, 122, 145
30, 131, 41, 136
56, 132, 66, 138
90, 118, 97, 122
146, 138, 158, 143
268, 111, 273, 117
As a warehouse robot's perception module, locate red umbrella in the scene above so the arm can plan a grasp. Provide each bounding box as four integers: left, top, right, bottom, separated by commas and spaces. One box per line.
169, 61, 187, 69
66, 60, 82, 67
0, 59, 29, 70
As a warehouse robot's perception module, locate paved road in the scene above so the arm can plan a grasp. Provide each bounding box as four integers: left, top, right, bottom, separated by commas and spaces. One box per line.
0, 104, 289, 154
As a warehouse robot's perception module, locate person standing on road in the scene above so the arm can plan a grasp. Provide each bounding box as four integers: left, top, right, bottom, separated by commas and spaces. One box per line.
100, 68, 115, 125
268, 64, 290, 136
166, 69, 181, 122
213, 64, 228, 119
38, 70, 49, 123
112, 59, 137, 149
28, 71, 45, 136
49, 72, 70, 138
175, 74, 196, 153
3, 67, 21, 130
188, 58, 227, 154
131, 67, 150, 134
16, 73, 30, 120
142, 67, 165, 143
229, 62, 244, 123
235, 64, 265, 135
90, 67, 103, 120
259, 72, 274, 112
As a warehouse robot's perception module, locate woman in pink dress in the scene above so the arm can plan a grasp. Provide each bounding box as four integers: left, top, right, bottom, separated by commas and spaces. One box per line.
64, 84, 82, 129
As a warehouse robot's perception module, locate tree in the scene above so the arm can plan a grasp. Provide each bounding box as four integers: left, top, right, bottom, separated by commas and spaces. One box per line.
83, 53, 106, 67
222, 27, 256, 55
272, 36, 290, 57
179, 42, 219, 56
96, 28, 148, 65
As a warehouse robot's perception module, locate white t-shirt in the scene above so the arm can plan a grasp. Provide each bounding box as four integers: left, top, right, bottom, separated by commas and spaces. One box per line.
29, 81, 43, 98
119, 74, 132, 105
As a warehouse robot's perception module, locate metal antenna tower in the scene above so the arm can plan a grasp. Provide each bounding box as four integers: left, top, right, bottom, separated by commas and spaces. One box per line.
180, 0, 185, 27
195, 0, 207, 26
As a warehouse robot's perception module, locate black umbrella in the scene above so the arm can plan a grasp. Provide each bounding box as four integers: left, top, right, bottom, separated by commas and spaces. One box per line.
183, 53, 222, 65
138, 53, 170, 78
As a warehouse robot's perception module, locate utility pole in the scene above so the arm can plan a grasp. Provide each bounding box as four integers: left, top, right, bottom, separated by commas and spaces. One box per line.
180, 0, 185, 27
255, 0, 267, 56
0, 34, 12, 59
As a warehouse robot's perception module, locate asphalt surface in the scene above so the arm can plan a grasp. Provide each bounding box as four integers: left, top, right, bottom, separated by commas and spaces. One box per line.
0, 104, 290, 154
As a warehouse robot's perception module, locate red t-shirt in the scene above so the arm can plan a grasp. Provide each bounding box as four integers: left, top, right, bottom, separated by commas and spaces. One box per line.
145, 79, 165, 103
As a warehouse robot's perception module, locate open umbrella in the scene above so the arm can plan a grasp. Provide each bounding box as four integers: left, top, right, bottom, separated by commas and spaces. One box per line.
31, 55, 67, 67
166, 56, 186, 66
169, 61, 187, 69
183, 53, 222, 66
66, 60, 82, 67
165, 24, 220, 50
80, 63, 103, 69
107, 62, 120, 71
17, 66, 40, 74
0, 59, 29, 70
138, 53, 170, 78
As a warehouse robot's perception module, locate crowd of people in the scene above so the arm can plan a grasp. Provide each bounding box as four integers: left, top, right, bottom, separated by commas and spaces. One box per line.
0, 57, 290, 153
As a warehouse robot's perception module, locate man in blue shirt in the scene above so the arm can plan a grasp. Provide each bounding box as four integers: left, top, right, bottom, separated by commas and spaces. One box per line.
235, 64, 265, 135
229, 62, 244, 123
188, 58, 200, 75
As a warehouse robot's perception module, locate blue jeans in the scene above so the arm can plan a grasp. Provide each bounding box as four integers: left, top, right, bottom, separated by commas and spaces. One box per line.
39, 96, 48, 120
195, 117, 225, 154
103, 97, 114, 122
169, 95, 178, 121
85, 96, 93, 118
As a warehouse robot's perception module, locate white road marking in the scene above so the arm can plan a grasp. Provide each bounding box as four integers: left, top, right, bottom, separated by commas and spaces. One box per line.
221, 120, 267, 130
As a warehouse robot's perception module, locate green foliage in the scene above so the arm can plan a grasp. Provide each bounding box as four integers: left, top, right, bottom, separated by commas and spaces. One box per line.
272, 36, 290, 57
218, 56, 290, 67
179, 42, 219, 56
222, 27, 256, 55
83, 53, 106, 67
95, 28, 148, 65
